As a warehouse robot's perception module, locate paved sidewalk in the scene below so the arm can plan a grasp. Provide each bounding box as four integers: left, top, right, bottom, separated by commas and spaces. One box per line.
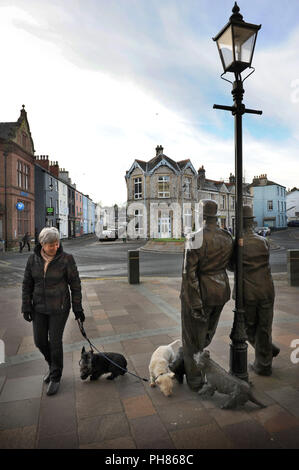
0, 276, 299, 449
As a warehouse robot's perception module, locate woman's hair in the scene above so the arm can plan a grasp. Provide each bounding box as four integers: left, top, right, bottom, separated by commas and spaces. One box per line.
39, 227, 60, 245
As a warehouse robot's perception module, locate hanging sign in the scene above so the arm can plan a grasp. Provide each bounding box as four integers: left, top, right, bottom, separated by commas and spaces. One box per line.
16, 202, 24, 211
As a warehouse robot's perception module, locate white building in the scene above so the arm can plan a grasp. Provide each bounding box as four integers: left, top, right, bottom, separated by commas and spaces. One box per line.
58, 180, 69, 239
287, 188, 299, 221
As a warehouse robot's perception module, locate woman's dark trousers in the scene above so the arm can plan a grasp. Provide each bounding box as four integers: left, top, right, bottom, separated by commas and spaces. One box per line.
32, 311, 69, 382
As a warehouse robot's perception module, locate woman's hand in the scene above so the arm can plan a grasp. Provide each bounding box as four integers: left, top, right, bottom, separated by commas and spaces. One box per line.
75, 311, 85, 322
23, 312, 33, 322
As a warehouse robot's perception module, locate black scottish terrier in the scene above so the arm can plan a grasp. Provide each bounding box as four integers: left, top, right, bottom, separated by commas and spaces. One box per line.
80, 346, 127, 381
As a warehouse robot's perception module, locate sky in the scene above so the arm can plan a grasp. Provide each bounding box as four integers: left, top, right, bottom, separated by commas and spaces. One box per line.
0, 0, 298, 205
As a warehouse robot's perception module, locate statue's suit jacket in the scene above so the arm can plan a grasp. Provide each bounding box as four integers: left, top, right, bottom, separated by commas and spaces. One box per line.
180, 224, 233, 309
242, 230, 275, 303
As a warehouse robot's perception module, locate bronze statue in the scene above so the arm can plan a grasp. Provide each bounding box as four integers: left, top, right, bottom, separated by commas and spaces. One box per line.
194, 350, 266, 409
241, 206, 279, 376
179, 200, 234, 391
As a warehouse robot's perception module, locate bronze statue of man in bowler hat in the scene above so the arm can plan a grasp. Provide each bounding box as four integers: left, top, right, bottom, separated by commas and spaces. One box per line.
241, 205, 279, 376
179, 199, 234, 391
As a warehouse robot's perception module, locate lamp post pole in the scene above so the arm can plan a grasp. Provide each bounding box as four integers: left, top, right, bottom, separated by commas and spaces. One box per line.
214, 79, 262, 381
213, 3, 262, 380
231, 78, 247, 380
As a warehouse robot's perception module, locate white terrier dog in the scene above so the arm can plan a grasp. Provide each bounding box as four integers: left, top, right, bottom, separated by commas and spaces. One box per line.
149, 339, 181, 397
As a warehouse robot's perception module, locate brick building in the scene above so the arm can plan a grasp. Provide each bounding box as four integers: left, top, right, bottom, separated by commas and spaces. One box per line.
0, 106, 35, 250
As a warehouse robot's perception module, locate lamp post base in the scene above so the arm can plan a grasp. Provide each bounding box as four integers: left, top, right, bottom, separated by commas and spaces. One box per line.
229, 341, 248, 382
229, 307, 248, 382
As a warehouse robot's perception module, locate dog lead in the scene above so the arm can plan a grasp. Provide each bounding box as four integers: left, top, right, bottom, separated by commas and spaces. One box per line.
76, 319, 148, 382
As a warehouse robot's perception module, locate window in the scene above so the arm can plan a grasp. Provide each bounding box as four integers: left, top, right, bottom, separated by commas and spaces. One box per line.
183, 178, 191, 198
49, 197, 53, 208
134, 177, 142, 199
183, 207, 192, 232
267, 200, 273, 211
17, 201, 30, 235
278, 201, 280, 211
17, 161, 22, 187
230, 196, 235, 209
56, 200, 59, 214
134, 209, 143, 235
158, 175, 170, 198
221, 195, 226, 210
277, 187, 279, 195
17, 160, 30, 190
24, 164, 29, 190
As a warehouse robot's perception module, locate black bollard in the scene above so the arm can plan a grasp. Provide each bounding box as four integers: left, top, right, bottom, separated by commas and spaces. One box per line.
287, 249, 299, 287
128, 250, 139, 284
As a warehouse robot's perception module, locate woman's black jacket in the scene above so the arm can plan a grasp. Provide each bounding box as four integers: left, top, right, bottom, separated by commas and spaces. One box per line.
22, 243, 83, 316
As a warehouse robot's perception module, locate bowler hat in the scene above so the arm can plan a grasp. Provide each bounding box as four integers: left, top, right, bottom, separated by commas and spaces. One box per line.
202, 199, 218, 218
243, 205, 255, 219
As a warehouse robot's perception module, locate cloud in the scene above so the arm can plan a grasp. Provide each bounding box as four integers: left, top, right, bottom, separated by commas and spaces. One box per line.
0, 0, 298, 206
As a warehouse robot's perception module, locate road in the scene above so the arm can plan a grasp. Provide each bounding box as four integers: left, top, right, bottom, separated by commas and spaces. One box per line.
0, 229, 298, 287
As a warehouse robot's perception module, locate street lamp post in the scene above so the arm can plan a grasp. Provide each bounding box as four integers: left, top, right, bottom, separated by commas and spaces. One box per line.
213, 2, 262, 381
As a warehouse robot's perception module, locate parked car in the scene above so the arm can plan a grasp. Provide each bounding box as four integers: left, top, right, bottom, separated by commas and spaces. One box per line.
288, 220, 299, 227
99, 229, 117, 241
254, 226, 271, 236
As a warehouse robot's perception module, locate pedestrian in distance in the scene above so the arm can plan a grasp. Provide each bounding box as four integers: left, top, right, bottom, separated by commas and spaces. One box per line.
21, 227, 85, 396
19, 232, 30, 252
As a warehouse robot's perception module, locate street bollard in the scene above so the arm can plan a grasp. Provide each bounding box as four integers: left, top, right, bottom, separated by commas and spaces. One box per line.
287, 249, 299, 287
128, 250, 139, 284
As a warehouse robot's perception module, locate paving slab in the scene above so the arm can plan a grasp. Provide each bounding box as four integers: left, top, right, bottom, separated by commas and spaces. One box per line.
77, 412, 130, 446
0, 375, 43, 403
170, 422, 235, 449
0, 425, 36, 449
0, 398, 40, 430
221, 419, 280, 449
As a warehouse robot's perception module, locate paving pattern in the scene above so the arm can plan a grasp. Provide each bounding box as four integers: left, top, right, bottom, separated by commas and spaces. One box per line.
0, 277, 299, 449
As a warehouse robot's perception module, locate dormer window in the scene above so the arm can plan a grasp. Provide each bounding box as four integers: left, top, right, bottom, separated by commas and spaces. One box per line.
22, 132, 28, 150
183, 177, 191, 198
158, 175, 170, 198
134, 177, 142, 199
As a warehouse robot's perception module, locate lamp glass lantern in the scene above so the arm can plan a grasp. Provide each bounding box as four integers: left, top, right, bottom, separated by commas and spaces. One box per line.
213, 15, 261, 74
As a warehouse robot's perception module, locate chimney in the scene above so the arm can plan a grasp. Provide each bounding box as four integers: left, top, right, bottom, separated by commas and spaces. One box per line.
50, 161, 59, 178
35, 155, 49, 171
59, 169, 70, 183
198, 165, 206, 189
229, 173, 235, 184
258, 174, 268, 185
155, 145, 164, 156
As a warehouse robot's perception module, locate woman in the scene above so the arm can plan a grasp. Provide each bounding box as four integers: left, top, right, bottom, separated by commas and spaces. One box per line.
22, 227, 85, 396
